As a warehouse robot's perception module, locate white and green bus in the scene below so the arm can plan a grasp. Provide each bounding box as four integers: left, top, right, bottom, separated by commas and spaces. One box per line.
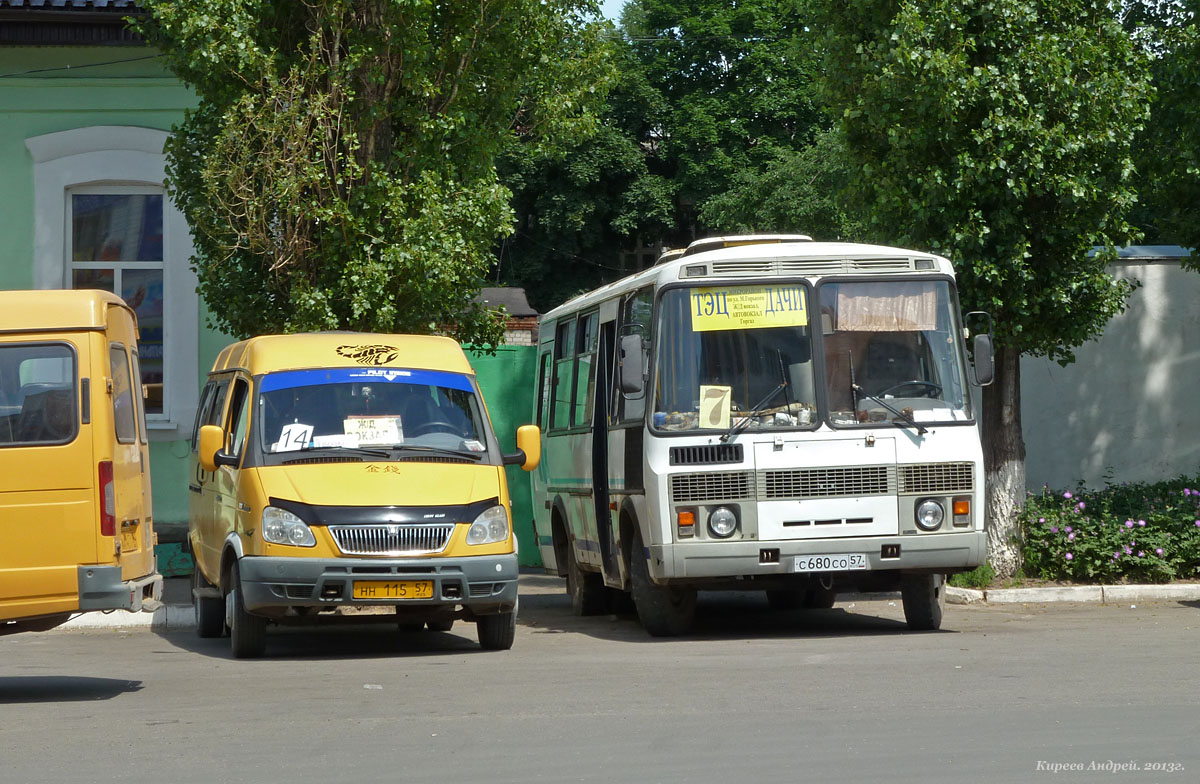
529, 235, 993, 635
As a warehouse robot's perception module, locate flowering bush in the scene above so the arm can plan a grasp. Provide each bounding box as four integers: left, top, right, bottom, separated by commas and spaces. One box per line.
1021, 477, 1200, 583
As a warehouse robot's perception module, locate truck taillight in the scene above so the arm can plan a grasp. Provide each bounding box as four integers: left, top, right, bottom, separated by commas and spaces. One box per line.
99, 460, 115, 537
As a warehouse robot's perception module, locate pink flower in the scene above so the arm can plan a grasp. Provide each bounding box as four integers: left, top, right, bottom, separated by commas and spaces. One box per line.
1138, 551, 1145, 557
1039, 517, 1046, 523
1064, 492, 1073, 499
1065, 526, 1073, 533
1068, 532, 1075, 541
1050, 526, 1059, 534
1065, 553, 1074, 561
1125, 520, 1134, 528
1138, 519, 1146, 527
1156, 548, 1164, 556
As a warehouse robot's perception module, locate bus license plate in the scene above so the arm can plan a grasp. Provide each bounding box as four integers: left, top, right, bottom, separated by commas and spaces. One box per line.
352, 580, 434, 600
793, 554, 868, 572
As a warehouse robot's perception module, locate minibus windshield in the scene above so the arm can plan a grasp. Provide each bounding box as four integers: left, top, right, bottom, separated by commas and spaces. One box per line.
653, 284, 818, 432
257, 367, 490, 456
819, 279, 972, 427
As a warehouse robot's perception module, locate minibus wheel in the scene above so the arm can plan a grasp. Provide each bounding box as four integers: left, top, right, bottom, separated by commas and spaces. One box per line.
630, 530, 696, 637
228, 561, 268, 658
427, 619, 454, 632
477, 598, 517, 651
900, 573, 945, 631
193, 567, 225, 639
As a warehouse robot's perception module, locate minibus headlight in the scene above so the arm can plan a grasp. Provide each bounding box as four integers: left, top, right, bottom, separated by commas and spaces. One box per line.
467, 505, 509, 545
262, 506, 316, 547
915, 499, 944, 531
708, 506, 738, 538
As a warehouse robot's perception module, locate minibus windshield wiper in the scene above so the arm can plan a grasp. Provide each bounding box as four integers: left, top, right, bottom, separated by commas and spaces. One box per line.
292, 445, 395, 459
851, 384, 928, 436
392, 445, 484, 461
720, 381, 787, 443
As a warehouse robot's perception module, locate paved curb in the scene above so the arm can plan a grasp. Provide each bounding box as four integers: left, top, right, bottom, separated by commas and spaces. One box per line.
947, 583, 1200, 605
60, 604, 195, 632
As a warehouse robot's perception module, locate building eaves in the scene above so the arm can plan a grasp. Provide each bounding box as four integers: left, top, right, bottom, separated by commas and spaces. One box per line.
0, 0, 146, 47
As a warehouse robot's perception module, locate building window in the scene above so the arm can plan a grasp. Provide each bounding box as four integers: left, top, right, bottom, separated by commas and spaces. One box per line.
69, 188, 167, 416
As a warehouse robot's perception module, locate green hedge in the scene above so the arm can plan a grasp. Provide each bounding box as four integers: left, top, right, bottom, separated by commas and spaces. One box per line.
1021, 476, 1200, 583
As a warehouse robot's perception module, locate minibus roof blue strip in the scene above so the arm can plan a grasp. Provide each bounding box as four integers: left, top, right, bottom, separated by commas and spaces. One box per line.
259, 367, 473, 393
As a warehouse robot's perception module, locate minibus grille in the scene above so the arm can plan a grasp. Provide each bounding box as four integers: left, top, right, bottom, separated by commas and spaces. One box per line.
329, 524, 455, 556
900, 462, 975, 494
670, 471, 754, 503
760, 466, 893, 499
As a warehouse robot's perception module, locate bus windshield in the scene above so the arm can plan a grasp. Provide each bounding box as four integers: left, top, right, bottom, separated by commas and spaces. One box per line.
819, 280, 972, 426
653, 285, 818, 432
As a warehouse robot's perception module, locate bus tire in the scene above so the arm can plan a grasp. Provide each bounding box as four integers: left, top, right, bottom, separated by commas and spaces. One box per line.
901, 573, 945, 631
193, 566, 224, 639
765, 589, 804, 610
630, 530, 695, 637
477, 598, 517, 651
228, 561, 267, 659
803, 586, 837, 609
566, 540, 608, 616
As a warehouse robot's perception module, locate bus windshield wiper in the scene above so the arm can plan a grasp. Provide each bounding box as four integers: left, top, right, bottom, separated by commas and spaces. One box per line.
851, 384, 927, 436
720, 381, 787, 443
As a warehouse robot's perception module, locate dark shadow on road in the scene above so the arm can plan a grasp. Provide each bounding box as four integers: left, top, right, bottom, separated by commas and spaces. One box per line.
1181, 600, 1200, 611
0, 676, 142, 703
520, 580, 939, 643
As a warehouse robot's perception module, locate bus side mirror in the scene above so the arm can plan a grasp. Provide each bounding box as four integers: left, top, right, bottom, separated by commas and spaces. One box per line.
972, 333, 994, 386
198, 424, 238, 471
619, 334, 645, 395
503, 425, 541, 471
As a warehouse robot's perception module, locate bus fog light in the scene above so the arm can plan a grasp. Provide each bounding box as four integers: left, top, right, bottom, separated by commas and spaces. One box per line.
708, 507, 738, 538
915, 500, 944, 531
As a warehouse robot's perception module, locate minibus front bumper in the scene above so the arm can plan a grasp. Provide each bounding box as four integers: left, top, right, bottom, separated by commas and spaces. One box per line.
236, 553, 519, 615
77, 567, 164, 612
655, 530, 987, 581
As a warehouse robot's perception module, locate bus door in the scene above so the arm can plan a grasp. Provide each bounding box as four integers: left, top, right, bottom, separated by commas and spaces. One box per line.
593, 318, 618, 582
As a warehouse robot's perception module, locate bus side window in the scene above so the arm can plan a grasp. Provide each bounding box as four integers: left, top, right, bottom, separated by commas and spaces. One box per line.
551, 319, 574, 431
574, 312, 598, 427
536, 351, 551, 430
616, 286, 653, 423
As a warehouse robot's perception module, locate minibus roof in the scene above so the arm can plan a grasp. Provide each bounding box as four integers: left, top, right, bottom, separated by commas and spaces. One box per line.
0, 288, 136, 333
210, 333, 475, 377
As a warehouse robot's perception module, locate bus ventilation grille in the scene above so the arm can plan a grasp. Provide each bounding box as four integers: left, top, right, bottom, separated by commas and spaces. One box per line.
670, 444, 744, 466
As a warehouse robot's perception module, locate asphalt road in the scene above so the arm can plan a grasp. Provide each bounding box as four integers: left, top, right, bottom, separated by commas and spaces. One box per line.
1, 575, 1196, 784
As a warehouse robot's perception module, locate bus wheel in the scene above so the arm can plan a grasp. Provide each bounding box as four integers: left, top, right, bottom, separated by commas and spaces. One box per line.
227, 561, 268, 658
803, 586, 837, 609
193, 566, 224, 639
566, 541, 608, 616
630, 530, 695, 637
901, 573, 945, 631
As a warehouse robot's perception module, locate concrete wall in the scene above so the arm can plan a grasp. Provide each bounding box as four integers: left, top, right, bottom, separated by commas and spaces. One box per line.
1021, 256, 1200, 491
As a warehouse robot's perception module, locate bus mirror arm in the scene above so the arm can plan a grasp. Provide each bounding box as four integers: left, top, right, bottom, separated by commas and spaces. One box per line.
618, 334, 645, 395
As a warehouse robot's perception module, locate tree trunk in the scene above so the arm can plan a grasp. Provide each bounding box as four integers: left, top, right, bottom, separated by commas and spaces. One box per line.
981, 343, 1025, 578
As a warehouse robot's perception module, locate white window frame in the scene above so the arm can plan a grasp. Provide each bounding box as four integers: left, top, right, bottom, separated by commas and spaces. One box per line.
25, 125, 199, 440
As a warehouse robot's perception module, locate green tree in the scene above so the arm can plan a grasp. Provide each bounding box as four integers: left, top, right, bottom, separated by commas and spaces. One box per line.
816, 0, 1152, 576
139, 0, 609, 343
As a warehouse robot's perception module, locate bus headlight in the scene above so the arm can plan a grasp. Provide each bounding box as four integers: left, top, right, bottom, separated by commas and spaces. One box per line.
915, 499, 944, 531
262, 506, 316, 547
467, 505, 509, 545
708, 506, 738, 538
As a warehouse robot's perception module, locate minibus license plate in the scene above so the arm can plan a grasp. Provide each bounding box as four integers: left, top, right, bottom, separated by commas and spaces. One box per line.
120, 528, 139, 553
353, 580, 434, 600
793, 554, 867, 572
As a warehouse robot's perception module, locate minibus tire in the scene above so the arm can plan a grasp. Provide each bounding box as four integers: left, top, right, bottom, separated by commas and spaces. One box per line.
901, 573, 945, 631
765, 589, 804, 610
228, 562, 267, 658
193, 567, 225, 639
566, 540, 608, 616
803, 586, 837, 609
477, 601, 516, 651
427, 619, 454, 632
630, 530, 696, 637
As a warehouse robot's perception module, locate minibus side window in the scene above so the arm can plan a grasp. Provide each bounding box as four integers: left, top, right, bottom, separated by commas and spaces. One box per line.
109, 345, 137, 444
130, 350, 148, 444
0, 344, 77, 446
226, 378, 250, 460
190, 383, 215, 451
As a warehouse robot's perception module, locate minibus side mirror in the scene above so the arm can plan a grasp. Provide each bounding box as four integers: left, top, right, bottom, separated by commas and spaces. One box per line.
198, 424, 239, 471
619, 334, 645, 395
972, 333, 995, 386
503, 425, 541, 471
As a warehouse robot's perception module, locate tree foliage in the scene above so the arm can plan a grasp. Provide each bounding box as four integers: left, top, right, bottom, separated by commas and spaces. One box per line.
139, 0, 609, 343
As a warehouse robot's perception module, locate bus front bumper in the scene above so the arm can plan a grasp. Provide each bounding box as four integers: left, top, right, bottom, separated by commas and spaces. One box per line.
655, 530, 986, 581
237, 554, 519, 615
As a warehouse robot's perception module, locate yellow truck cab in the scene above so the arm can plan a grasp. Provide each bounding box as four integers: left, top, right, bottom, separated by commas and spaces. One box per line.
190, 333, 539, 658
0, 290, 162, 635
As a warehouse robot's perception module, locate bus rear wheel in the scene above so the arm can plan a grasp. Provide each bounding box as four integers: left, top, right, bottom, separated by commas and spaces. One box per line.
630, 530, 695, 637
566, 540, 608, 616
901, 573, 945, 631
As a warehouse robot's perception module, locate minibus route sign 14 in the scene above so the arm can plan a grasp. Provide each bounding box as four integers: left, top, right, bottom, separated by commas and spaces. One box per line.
691, 285, 808, 332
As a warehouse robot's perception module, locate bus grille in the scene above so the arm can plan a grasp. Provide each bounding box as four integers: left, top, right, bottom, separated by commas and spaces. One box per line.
670, 471, 754, 503
329, 524, 455, 556
670, 443, 743, 466
760, 466, 893, 499
900, 462, 975, 494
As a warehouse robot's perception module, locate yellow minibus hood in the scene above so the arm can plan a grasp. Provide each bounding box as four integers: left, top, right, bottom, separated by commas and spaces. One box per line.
254, 462, 504, 509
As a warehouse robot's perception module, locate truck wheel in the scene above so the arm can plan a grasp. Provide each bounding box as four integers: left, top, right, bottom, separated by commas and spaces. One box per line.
228, 561, 267, 658
193, 566, 224, 639
566, 540, 608, 616
901, 573, 945, 631
630, 529, 695, 637
477, 599, 516, 651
